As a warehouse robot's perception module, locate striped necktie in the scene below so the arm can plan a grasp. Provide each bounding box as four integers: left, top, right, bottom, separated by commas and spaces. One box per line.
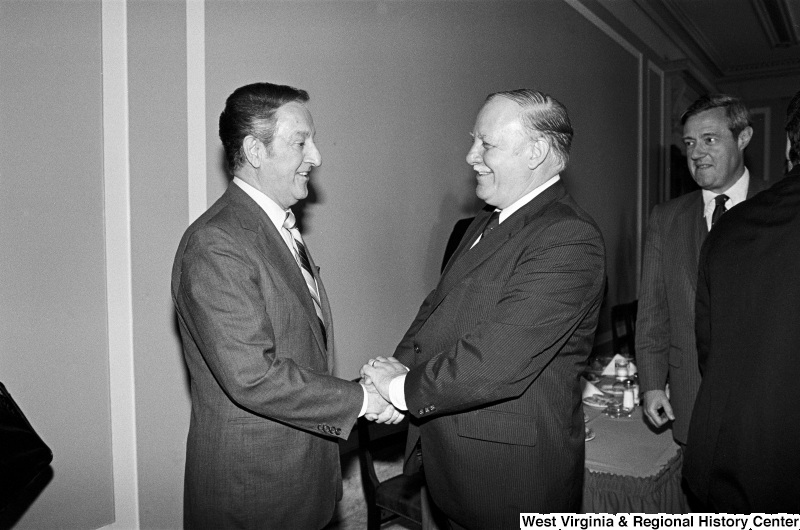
283, 211, 326, 338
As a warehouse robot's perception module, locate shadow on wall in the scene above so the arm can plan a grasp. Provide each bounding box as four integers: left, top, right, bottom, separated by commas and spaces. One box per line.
0, 467, 54, 530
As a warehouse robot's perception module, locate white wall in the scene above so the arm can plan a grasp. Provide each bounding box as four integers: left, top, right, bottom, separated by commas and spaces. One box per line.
0, 1, 115, 528
127, 2, 189, 527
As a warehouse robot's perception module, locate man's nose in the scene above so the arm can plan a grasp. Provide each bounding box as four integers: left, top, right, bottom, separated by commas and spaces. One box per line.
307, 144, 322, 167
691, 145, 707, 159
466, 146, 481, 165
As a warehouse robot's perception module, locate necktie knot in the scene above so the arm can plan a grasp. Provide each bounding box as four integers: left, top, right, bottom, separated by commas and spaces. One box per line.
283, 210, 298, 231
481, 210, 501, 240
711, 194, 729, 227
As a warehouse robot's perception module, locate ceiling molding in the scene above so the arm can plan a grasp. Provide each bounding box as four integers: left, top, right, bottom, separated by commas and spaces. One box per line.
632, 0, 800, 87
634, 0, 723, 78
721, 58, 800, 82
660, 0, 727, 69
750, 0, 800, 48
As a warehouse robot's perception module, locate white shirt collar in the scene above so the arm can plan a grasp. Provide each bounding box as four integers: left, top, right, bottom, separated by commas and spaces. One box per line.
498, 175, 560, 223
702, 167, 750, 212
233, 177, 293, 246
701, 168, 750, 230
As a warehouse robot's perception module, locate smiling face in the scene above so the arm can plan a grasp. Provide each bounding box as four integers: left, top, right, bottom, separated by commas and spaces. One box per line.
683, 107, 751, 193
256, 101, 321, 209
466, 97, 535, 209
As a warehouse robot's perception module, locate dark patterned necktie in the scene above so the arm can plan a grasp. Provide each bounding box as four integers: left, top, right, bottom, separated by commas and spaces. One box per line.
480, 210, 501, 242
711, 194, 729, 227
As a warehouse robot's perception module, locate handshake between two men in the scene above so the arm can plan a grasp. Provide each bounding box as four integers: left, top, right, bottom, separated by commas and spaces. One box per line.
360, 356, 408, 425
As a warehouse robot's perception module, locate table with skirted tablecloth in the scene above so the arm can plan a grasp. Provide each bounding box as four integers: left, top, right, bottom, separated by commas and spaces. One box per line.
582, 394, 688, 513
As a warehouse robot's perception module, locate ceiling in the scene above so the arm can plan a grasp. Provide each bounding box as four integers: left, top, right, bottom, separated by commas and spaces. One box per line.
604, 0, 800, 85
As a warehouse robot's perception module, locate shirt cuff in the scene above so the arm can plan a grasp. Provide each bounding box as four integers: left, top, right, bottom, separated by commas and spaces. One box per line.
389, 374, 408, 411
358, 383, 369, 417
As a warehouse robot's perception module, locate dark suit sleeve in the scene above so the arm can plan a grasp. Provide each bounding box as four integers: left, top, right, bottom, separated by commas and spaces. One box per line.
695, 241, 711, 375
403, 216, 604, 416
636, 205, 671, 393
176, 226, 363, 438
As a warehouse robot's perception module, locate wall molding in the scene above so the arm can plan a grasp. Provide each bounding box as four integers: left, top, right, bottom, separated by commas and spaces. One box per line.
750, 107, 772, 182
644, 60, 665, 292
101, 0, 140, 527
564, 0, 657, 286
187, 0, 207, 221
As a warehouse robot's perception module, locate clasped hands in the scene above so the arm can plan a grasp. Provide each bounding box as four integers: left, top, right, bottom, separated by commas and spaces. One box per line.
360, 356, 408, 424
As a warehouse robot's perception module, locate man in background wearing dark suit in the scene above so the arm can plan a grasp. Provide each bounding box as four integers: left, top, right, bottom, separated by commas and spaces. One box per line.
683, 91, 800, 511
172, 82, 398, 529
636, 94, 766, 447
363, 89, 606, 528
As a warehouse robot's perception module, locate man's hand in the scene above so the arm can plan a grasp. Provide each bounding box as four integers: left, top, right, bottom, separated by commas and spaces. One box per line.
361, 356, 408, 401
362, 380, 404, 424
643, 389, 675, 428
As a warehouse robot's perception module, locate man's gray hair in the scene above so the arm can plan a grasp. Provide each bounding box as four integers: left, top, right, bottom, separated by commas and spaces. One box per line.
487, 89, 574, 169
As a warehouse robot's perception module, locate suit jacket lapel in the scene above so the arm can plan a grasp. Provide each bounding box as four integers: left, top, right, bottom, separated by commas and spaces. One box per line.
303, 244, 335, 362
440, 207, 492, 278
434, 181, 568, 310
677, 191, 705, 291
226, 185, 329, 360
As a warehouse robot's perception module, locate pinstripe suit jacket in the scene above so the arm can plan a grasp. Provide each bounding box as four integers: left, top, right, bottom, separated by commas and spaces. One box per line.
171, 184, 363, 530
394, 181, 606, 528
636, 175, 766, 444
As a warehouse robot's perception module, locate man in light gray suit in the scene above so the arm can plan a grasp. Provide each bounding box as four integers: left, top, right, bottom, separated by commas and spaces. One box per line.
637, 94, 765, 446
172, 82, 398, 529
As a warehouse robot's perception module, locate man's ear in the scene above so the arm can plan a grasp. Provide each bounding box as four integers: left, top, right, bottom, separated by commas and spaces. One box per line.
527, 137, 550, 170
242, 135, 263, 168
737, 126, 753, 151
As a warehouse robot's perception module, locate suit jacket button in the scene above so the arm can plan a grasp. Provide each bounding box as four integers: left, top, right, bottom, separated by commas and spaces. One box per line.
414, 344, 421, 354
429, 405, 436, 411
418, 409, 425, 415
335, 427, 341, 435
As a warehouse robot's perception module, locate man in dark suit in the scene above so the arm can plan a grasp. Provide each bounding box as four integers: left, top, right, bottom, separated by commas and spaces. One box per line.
171, 82, 397, 529
683, 91, 800, 511
636, 94, 765, 446
362, 89, 606, 528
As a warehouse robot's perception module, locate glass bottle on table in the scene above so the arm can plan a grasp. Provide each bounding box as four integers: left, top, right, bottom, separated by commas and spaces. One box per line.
614, 358, 629, 381
630, 373, 640, 405
622, 380, 635, 412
